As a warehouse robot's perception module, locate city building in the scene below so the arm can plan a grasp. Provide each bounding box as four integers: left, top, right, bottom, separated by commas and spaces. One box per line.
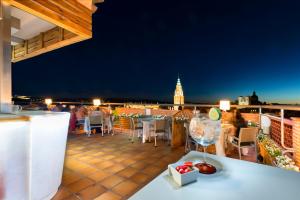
238, 96, 250, 105
174, 76, 184, 110
250, 91, 260, 105
238, 91, 260, 105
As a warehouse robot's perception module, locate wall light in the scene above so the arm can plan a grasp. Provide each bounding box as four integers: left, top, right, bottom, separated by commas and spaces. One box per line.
220, 100, 230, 111
45, 98, 52, 106
93, 99, 101, 106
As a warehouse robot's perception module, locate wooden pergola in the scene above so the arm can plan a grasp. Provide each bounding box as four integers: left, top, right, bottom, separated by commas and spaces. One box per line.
0, 0, 102, 112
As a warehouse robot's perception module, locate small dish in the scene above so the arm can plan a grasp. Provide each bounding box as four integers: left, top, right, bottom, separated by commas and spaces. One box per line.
168, 162, 198, 186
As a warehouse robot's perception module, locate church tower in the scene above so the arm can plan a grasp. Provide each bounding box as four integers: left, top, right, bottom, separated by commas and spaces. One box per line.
174, 76, 184, 110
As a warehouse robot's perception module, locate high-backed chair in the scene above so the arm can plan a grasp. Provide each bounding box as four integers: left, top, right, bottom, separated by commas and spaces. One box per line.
88, 114, 104, 136
230, 127, 259, 160
129, 117, 143, 142
151, 119, 167, 147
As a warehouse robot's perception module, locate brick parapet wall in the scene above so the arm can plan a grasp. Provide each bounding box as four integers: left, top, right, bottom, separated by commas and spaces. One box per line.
292, 118, 300, 167
267, 115, 293, 148
222, 112, 293, 148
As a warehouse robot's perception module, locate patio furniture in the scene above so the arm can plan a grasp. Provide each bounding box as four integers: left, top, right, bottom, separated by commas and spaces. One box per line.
215, 123, 235, 156
151, 119, 167, 147
103, 115, 113, 134
230, 127, 259, 160
129, 151, 300, 200
130, 117, 143, 142
0, 112, 70, 200
142, 119, 155, 143
115, 107, 193, 147
87, 114, 104, 136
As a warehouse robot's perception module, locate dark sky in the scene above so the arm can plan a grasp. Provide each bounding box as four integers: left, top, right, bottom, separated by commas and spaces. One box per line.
13, 0, 300, 103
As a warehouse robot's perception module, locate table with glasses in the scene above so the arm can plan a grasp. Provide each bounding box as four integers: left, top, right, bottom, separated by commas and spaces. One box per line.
129, 151, 300, 200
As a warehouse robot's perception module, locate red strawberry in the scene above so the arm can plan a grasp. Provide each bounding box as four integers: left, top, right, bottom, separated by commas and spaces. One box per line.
184, 162, 193, 167
181, 165, 187, 169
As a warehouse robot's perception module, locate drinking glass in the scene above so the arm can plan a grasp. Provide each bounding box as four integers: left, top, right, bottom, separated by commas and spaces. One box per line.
189, 115, 221, 174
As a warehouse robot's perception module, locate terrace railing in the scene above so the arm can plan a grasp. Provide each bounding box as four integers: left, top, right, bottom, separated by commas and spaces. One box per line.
50, 101, 300, 163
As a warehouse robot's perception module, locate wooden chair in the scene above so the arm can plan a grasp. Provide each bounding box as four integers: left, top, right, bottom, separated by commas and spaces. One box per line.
231, 127, 259, 161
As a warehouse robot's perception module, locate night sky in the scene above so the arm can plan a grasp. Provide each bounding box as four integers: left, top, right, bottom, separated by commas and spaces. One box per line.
12, 0, 300, 103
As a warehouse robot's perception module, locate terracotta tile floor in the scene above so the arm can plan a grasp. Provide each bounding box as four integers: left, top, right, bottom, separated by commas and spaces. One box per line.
53, 133, 185, 200
52, 133, 257, 200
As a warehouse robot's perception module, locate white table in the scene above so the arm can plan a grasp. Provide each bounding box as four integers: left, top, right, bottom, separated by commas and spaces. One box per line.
142, 119, 154, 143
129, 151, 300, 200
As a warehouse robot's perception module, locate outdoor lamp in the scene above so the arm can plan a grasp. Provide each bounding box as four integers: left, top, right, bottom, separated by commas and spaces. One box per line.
220, 100, 230, 111
93, 99, 101, 106
45, 98, 52, 106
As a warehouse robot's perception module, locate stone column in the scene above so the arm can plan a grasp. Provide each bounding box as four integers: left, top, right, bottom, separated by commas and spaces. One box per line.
292, 117, 300, 167
0, 1, 12, 113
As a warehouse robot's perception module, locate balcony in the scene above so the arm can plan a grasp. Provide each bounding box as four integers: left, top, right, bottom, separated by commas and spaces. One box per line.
45, 103, 300, 199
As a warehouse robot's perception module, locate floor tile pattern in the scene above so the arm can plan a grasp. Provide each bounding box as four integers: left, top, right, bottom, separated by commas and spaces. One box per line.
52, 133, 185, 200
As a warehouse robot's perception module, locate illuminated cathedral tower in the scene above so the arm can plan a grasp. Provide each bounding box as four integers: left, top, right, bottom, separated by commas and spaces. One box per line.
173, 76, 184, 110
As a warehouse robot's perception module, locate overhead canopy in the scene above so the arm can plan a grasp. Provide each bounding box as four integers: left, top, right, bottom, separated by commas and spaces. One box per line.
2, 0, 103, 62
0, 0, 102, 112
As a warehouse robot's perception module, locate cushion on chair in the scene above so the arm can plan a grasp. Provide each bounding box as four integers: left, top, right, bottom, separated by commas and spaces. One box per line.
232, 138, 255, 146
90, 123, 102, 126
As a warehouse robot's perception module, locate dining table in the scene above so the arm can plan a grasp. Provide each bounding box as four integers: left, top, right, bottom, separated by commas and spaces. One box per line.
141, 118, 155, 143
129, 151, 300, 200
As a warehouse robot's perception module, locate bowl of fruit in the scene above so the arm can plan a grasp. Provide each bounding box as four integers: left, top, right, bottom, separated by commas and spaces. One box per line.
168, 161, 198, 186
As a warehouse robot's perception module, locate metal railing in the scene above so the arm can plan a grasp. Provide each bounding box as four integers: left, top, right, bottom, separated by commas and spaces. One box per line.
50, 101, 300, 153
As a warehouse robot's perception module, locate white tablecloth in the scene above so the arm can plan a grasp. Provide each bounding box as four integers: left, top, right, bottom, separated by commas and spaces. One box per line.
129, 151, 300, 200
142, 120, 154, 143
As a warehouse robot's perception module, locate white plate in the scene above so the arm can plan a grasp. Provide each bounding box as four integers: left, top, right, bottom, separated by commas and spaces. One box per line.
181, 154, 224, 177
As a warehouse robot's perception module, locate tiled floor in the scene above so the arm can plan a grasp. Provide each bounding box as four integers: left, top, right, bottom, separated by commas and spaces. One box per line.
52, 133, 257, 200
52, 133, 185, 200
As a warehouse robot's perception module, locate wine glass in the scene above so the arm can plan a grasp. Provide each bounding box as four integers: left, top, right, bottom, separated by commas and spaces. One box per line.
189, 115, 221, 174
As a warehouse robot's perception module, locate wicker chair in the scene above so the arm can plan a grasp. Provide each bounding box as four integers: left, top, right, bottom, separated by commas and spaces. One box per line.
88, 114, 104, 136
230, 127, 259, 160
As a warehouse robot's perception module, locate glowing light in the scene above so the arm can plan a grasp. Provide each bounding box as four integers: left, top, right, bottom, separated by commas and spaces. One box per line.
220, 100, 230, 111
93, 99, 101, 106
45, 98, 52, 106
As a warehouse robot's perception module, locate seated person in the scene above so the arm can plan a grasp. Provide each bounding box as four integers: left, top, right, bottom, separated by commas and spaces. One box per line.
233, 110, 246, 137
76, 106, 88, 127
